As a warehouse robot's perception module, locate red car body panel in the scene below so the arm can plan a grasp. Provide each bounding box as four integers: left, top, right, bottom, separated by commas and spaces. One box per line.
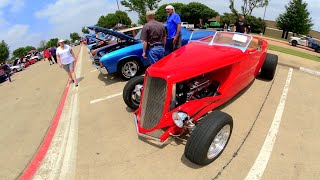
134, 34, 269, 142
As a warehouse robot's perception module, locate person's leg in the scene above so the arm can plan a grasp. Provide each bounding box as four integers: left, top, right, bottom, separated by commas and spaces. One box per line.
147, 47, 158, 64
168, 38, 174, 53
6, 73, 11, 82
53, 55, 57, 63
157, 46, 165, 60
50, 57, 54, 64
69, 62, 77, 86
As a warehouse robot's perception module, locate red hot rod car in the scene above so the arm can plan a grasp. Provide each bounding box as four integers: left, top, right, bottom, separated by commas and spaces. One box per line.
123, 32, 278, 166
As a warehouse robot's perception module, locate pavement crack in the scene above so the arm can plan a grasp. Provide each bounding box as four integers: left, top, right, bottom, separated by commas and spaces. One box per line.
212, 68, 280, 180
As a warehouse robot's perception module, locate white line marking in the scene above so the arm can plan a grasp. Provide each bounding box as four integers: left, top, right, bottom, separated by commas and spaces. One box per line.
245, 68, 293, 180
90, 92, 123, 104
299, 67, 320, 76
91, 69, 98, 72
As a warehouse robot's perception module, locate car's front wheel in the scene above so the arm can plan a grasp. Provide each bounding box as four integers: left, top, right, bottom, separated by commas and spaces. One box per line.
184, 110, 233, 166
13, 69, 17, 73
315, 47, 320, 53
119, 59, 140, 80
260, 53, 278, 80
291, 40, 297, 46
123, 76, 144, 110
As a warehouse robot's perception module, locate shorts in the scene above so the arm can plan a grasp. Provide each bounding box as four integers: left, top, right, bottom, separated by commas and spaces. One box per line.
63, 62, 74, 72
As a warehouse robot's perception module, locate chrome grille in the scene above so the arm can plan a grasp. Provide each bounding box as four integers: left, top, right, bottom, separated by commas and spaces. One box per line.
140, 75, 167, 130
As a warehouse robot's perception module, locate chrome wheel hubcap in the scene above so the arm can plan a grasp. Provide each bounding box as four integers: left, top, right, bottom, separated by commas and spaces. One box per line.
207, 125, 231, 159
131, 84, 143, 105
122, 62, 138, 78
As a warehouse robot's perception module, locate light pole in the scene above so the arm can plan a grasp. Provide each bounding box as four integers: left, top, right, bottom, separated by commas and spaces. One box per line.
116, 0, 120, 10
115, 0, 122, 26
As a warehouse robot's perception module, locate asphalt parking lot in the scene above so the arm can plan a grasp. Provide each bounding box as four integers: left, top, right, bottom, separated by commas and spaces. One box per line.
1, 44, 320, 179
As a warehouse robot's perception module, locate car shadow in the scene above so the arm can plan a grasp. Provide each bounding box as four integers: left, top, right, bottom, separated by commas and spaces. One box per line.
97, 73, 124, 86
125, 107, 134, 113
77, 77, 85, 83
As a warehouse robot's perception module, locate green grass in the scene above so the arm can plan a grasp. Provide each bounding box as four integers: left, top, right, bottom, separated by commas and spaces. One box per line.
269, 44, 320, 62
251, 33, 288, 42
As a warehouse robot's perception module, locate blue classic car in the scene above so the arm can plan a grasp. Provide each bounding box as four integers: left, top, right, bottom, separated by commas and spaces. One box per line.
88, 26, 215, 80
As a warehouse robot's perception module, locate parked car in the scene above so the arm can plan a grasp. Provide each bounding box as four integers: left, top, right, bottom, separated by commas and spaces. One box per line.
88, 26, 215, 80
8, 63, 24, 73
289, 36, 309, 46
181, 22, 194, 29
0, 69, 7, 82
122, 32, 278, 166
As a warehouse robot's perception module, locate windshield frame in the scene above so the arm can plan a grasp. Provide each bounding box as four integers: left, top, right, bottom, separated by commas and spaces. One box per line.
189, 31, 253, 53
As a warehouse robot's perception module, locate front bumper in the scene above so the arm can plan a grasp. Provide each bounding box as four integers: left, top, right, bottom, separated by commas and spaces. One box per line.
99, 66, 108, 75
134, 114, 161, 142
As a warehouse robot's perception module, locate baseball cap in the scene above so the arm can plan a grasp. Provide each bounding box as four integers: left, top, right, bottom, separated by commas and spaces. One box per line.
165, 5, 174, 10
58, 39, 65, 43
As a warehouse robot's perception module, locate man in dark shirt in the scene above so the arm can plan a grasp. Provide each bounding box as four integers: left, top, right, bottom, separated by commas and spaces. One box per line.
49, 46, 57, 63
234, 15, 247, 33
141, 10, 167, 64
1, 62, 12, 82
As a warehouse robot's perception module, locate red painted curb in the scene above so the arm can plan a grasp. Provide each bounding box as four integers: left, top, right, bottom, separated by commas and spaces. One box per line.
18, 45, 83, 180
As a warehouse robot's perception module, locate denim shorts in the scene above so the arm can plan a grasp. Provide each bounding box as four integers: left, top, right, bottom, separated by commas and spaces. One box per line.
63, 62, 74, 72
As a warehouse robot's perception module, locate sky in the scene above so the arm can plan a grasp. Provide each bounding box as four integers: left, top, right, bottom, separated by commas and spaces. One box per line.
0, 0, 319, 52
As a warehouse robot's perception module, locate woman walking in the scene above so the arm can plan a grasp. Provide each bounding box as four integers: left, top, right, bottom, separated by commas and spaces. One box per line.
56, 39, 78, 87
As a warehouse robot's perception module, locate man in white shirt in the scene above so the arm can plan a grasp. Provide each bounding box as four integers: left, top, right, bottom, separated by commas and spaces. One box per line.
56, 39, 78, 86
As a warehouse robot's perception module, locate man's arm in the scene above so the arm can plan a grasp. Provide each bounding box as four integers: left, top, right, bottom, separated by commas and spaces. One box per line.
142, 41, 148, 58
174, 23, 181, 43
163, 27, 167, 48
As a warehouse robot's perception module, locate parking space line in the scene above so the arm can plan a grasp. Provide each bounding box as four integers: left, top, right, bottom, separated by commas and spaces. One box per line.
245, 68, 293, 180
90, 92, 123, 104
299, 67, 320, 76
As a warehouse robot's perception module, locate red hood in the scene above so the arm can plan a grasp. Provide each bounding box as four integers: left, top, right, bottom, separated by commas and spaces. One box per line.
147, 42, 244, 82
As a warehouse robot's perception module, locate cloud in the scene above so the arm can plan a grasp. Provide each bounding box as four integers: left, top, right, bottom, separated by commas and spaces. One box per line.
0, 24, 42, 52
35, 0, 119, 39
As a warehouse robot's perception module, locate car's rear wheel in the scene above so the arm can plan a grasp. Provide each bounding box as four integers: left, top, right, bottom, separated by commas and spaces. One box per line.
291, 40, 297, 46
123, 76, 144, 110
316, 47, 320, 53
119, 59, 140, 80
260, 53, 278, 80
184, 110, 233, 166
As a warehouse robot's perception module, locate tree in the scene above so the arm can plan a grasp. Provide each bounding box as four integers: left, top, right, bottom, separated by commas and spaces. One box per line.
25, 46, 36, 53
220, 13, 238, 25
82, 26, 90, 34
65, 39, 71, 45
38, 40, 47, 51
46, 38, 59, 48
0, 40, 9, 63
245, 15, 266, 33
115, 10, 132, 25
229, 0, 269, 17
181, 2, 219, 24
155, 3, 185, 22
96, 11, 132, 29
121, 0, 161, 24
13, 47, 28, 58
70, 32, 81, 42
276, 0, 313, 35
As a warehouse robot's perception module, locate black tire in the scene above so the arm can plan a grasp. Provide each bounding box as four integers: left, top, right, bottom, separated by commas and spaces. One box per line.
185, 110, 233, 166
123, 76, 144, 110
291, 40, 297, 46
260, 53, 278, 80
316, 47, 320, 53
118, 59, 141, 81
13, 69, 17, 73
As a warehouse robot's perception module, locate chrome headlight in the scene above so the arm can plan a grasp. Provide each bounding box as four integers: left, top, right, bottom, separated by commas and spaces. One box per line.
172, 111, 189, 128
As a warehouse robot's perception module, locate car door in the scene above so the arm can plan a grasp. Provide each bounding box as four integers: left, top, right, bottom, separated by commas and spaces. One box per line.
298, 37, 308, 46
